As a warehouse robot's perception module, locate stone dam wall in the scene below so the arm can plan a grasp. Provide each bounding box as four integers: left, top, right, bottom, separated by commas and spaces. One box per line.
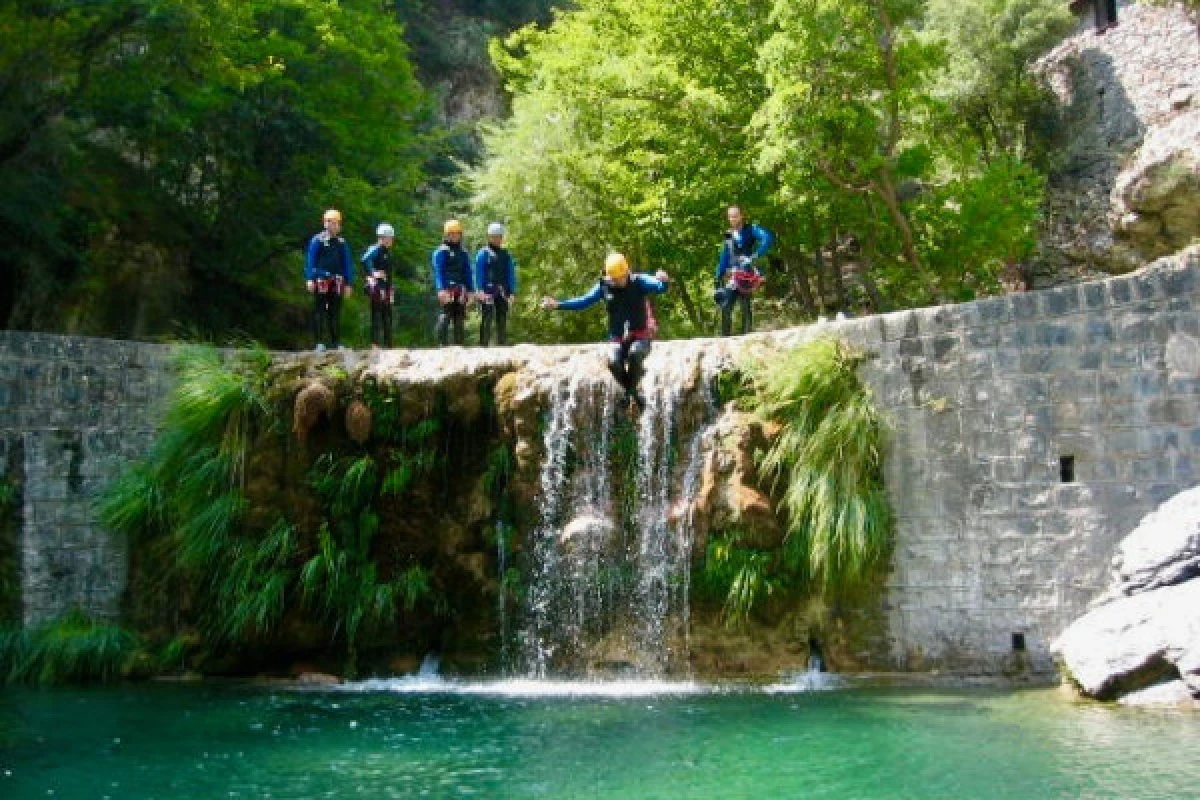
3, 246, 1200, 675
0, 336, 172, 626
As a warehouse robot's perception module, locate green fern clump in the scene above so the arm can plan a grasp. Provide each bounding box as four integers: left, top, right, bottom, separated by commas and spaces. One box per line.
1, 610, 138, 686
750, 337, 892, 595
696, 533, 781, 629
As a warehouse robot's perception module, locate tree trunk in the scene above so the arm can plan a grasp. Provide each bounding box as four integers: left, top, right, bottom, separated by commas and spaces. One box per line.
674, 277, 703, 333
856, 255, 889, 313
830, 232, 847, 312
788, 253, 817, 317
811, 249, 830, 313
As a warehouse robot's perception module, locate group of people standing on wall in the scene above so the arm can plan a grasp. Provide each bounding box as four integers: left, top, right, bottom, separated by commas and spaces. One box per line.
304, 212, 518, 351
303, 205, 772, 407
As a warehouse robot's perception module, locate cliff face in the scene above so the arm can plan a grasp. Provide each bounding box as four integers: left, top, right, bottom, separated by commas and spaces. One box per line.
1035, 2, 1199, 282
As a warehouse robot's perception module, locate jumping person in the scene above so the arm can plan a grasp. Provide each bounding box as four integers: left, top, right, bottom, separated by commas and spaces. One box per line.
475, 223, 517, 346
714, 206, 773, 337
361, 223, 397, 349
305, 209, 355, 351
540, 253, 669, 411
432, 219, 474, 347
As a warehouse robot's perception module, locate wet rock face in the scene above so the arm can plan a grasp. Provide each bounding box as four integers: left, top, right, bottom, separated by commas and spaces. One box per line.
1035, 2, 1200, 281
1053, 486, 1200, 704
689, 407, 784, 553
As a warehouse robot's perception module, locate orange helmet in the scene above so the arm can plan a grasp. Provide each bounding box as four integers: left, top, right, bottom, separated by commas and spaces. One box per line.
605, 253, 631, 280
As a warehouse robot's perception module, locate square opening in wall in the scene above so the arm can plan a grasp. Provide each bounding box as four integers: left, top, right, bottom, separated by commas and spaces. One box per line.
1012, 632, 1026, 652
1059, 455, 1076, 484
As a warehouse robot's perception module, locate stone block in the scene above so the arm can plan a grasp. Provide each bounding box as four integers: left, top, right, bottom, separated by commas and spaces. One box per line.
1084, 319, 1115, 344
1082, 283, 1108, 311
1036, 324, 1077, 347
1041, 286, 1082, 316
974, 297, 1013, 326
1012, 292, 1040, 320
1133, 272, 1162, 302
1108, 277, 1134, 305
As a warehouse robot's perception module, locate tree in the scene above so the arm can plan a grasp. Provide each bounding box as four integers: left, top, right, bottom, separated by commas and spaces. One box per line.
756, 0, 1047, 307
1, 0, 430, 346
925, 0, 1075, 166
471, 0, 779, 341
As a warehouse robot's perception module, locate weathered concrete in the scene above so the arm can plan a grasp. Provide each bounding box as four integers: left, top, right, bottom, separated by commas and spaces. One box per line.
4, 246, 1200, 676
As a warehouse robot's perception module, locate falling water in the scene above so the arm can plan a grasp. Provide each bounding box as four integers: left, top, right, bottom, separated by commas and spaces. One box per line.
522, 371, 585, 677
519, 342, 729, 678
496, 519, 509, 673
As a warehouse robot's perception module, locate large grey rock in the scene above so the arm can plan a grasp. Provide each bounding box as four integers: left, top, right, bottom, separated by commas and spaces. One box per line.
1052, 579, 1200, 700
1112, 112, 1200, 259
1106, 485, 1200, 599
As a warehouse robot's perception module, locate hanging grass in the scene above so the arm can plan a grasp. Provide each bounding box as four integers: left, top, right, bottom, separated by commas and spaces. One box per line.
695, 532, 782, 629
749, 337, 892, 595
98, 344, 287, 644
0, 609, 138, 686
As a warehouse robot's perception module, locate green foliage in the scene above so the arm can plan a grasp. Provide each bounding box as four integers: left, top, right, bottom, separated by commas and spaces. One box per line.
751, 338, 891, 593
696, 533, 781, 628
0, 610, 138, 686
0, 0, 429, 346
0, 475, 20, 623
99, 344, 290, 642
925, 0, 1075, 166
303, 454, 429, 677
477, 0, 1057, 327
473, 0, 776, 339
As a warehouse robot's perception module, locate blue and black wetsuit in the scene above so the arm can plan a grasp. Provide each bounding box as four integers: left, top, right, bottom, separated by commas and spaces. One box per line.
555, 273, 669, 402
361, 243, 395, 348
474, 244, 518, 346
305, 232, 355, 348
715, 223, 773, 336
431, 241, 474, 346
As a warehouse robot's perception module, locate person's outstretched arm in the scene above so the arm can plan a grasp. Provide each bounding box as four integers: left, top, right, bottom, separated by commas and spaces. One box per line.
542, 282, 603, 311
361, 244, 379, 270
636, 272, 670, 295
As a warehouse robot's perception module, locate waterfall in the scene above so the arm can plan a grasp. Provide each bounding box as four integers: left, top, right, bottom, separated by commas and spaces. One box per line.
518, 343, 723, 678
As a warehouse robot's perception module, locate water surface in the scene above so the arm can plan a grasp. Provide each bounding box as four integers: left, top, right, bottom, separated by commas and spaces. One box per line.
2, 682, 1197, 799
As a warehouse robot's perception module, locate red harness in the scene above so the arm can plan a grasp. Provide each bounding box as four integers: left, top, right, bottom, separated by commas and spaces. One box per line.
731, 269, 764, 293
315, 276, 345, 295
613, 300, 658, 344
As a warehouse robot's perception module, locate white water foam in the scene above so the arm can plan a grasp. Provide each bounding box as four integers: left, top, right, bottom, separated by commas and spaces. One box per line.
332, 678, 717, 698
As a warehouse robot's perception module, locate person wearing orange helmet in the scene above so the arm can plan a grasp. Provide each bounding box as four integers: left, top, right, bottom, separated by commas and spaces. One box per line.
541, 253, 669, 410
305, 209, 355, 351
432, 219, 474, 346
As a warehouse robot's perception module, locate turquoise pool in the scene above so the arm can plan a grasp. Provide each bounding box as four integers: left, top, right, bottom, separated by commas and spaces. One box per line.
2, 680, 1198, 799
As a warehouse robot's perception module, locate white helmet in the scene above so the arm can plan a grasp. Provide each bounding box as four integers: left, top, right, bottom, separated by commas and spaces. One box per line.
487, 222, 506, 237
376, 223, 395, 238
